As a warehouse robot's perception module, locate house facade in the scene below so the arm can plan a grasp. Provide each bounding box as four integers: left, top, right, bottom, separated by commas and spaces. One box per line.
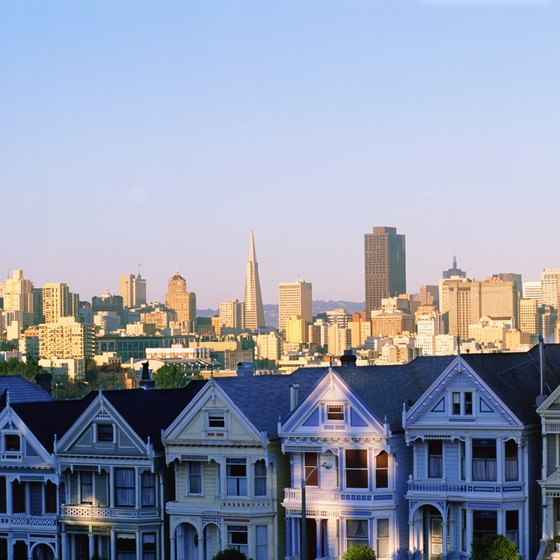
163, 376, 289, 560
404, 352, 555, 560
279, 368, 399, 560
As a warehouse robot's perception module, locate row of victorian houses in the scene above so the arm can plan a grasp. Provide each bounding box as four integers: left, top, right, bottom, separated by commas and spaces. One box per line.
2, 344, 560, 560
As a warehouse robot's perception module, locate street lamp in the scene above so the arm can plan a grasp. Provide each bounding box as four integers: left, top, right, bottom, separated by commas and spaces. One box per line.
301, 461, 332, 560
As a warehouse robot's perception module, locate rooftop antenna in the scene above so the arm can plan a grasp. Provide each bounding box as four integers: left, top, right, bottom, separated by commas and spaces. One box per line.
138, 262, 142, 277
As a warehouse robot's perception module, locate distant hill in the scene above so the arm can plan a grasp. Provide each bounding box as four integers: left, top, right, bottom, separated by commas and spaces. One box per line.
197, 300, 364, 326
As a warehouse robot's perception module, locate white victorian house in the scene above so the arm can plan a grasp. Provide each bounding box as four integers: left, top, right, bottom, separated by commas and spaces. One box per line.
162, 374, 318, 560
404, 349, 559, 560
55, 384, 205, 560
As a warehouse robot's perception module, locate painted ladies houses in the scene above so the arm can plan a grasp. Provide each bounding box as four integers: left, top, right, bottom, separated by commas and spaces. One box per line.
536, 344, 560, 553
55, 384, 205, 560
279, 358, 455, 560
404, 347, 560, 560
162, 373, 323, 560
0, 377, 60, 560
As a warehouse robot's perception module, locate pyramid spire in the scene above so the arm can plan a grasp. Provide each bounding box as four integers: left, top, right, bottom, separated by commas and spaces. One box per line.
243, 231, 265, 331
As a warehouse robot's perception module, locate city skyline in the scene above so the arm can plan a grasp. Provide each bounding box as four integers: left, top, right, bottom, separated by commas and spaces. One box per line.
3, 1, 560, 307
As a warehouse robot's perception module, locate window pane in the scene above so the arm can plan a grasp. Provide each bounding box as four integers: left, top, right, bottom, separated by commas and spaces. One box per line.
141, 473, 155, 507
188, 462, 202, 495
345, 450, 368, 489
376, 451, 388, 488
115, 468, 135, 507
254, 460, 267, 496
305, 453, 318, 486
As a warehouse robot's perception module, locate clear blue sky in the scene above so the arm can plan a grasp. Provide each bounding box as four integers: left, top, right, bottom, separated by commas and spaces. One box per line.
2, 0, 559, 308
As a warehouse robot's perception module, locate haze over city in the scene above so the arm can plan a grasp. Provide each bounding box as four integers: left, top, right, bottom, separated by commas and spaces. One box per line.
3, 1, 560, 307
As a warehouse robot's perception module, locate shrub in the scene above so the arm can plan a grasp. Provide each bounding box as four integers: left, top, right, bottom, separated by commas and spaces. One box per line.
211, 550, 248, 560
342, 544, 377, 560
471, 533, 518, 560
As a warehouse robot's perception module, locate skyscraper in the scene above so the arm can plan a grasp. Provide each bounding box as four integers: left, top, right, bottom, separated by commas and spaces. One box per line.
243, 231, 265, 330
442, 256, 466, 279
278, 280, 312, 332
364, 226, 406, 314
120, 273, 147, 308
165, 272, 196, 332
42, 283, 77, 324
2, 270, 34, 328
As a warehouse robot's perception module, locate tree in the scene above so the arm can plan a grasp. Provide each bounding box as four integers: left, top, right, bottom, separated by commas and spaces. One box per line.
152, 364, 186, 389
211, 550, 247, 560
471, 533, 518, 560
342, 545, 377, 560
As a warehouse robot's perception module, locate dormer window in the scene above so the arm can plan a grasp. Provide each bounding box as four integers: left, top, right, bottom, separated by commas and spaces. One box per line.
451, 391, 473, 416
327, 404, 344, 421
97, 424, 114, 443
1, 433, 22, 460
208, 413, 225, 428
5, 435, 20, 452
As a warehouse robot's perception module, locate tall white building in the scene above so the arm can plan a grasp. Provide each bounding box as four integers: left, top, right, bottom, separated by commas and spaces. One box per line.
541, 269, 560, 310
416, 307, 442, 356
1, 269, 34, 328
278, 280, 312, 332
42, 283, 77, 324
119, 273, 147, 308
524, 280, 543, 306
219, 299, 244, 330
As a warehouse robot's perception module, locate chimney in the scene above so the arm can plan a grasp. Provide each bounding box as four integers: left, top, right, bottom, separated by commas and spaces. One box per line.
340, 349, 357, 367
290, 384, 300, 411
139, 361, 156, 390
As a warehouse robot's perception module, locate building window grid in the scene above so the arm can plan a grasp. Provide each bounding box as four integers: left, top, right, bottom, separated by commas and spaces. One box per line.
226, 458, 247, 497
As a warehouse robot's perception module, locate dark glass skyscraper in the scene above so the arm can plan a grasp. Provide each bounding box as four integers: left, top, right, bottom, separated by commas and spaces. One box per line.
364, 226, 406, 314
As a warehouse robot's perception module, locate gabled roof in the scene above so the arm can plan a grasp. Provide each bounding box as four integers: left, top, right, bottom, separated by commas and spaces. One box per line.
461, 345, 560, 425
13, 394, 96, 452
215, 369, 326, 439
98, 381, 207, 450
333, 356, 455, 432
12, 381, 207, 453
0, 376, 52, 403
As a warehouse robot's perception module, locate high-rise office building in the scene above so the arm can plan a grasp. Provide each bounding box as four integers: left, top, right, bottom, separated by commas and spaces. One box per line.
243, 232, 265, 330
523, 281, 543, 306
1, 270, 34, 328
165, 273, 196, 332
219, 299, 244, 331
42, 283, 77, 324
38, 317, 95, 360
364, 226, 406, 314
278, 280, 312, 332
541, 269, 560, 311
120, 273, 147, 308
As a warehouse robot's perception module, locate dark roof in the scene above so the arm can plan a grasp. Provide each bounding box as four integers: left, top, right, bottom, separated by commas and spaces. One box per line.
12, 381, 207, 453
334, 356, 455, 431
216, 370, 326, 439
0, 376, 52, 404
13, 393, 96, 452
100, 381, 207, 450
462, 344, 560, 425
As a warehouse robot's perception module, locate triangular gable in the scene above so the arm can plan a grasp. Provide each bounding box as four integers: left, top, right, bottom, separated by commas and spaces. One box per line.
0, 405, 54, 466
163, 378, 264, 445
537, 383, 560, 415
56, 393, 148, 456
406, 357, 522, 428
279, 368, 385, 437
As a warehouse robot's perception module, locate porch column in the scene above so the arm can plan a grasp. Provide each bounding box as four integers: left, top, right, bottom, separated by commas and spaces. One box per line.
285, 515, 292, 559
7, 536, 12, 560
323, 519, 329, 559
315, 518, 322, 559
199, 528, 204, 560
170, 533, 176, 560
466, 508, 473, 554
89, 532, 95, 559
6, 479, 12, 515
442, 520, 448, 559
465, 436, 472, 482
110, 530, 116, 560
61, 529, 67, 560
136, 531, 142, 559
293, 517, 300, 557
496, 437, 503, 484
408, 519, 415, 559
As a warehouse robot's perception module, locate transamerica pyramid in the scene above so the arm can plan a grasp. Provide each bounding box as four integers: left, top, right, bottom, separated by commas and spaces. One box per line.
243, 231, 265, 330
